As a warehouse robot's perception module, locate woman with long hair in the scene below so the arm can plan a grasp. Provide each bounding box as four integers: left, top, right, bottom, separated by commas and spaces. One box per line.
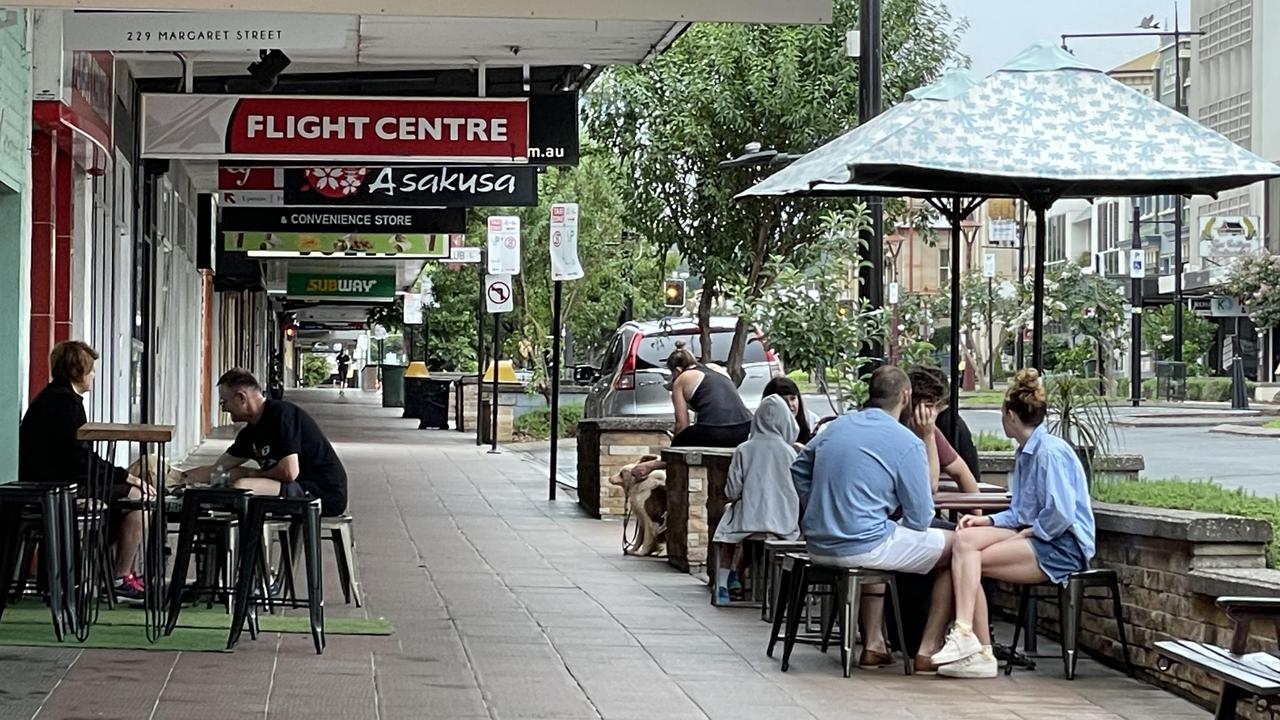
761, 376, 818, 446
926, 369, 1096, 678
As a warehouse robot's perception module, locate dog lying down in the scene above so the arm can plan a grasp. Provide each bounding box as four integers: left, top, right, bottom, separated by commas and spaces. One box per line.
612, 456, 667, 557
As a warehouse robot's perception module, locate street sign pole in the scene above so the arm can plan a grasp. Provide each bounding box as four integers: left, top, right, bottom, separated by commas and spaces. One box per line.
1131, 205, 1144, 408
987, 277, 994, 390
548, 280, 563, 500
489, 314, 501, 454
476, 261, 485, 446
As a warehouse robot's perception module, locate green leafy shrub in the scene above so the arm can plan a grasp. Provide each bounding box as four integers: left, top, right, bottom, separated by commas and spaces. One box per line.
787, 370, 810, 385
514, 402, 585, 440
974, 431, 1015, 452
300, 355, 331, 387
1093, 477, 1280, 567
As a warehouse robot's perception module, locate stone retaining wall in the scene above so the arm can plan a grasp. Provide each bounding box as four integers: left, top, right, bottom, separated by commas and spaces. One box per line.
575, 418, 672, 518
978, 452, 1144, 488
457, 379, 524, 441
1000, 503, 1279, 717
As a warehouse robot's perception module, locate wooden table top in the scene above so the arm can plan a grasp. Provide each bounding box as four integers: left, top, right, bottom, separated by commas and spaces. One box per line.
937, 480, 1006, 494
77, 423, 175, 443
933, 492, 1012, 512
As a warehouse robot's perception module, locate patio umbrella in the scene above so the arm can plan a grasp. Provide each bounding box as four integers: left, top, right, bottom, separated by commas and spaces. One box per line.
845, 41, 1280, 370
738, 70, 987, 437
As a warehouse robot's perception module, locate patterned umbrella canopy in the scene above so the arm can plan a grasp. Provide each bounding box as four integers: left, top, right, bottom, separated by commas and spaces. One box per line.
847, 42, 1280, 199
737, 71, 979, 198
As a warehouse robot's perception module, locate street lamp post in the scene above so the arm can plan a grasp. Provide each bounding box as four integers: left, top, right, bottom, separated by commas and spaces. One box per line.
858, 0, 885, 347
1062, 6, 1205, 364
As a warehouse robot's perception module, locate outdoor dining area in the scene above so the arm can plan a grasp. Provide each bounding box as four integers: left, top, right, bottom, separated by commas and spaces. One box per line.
0, 422, 375, 655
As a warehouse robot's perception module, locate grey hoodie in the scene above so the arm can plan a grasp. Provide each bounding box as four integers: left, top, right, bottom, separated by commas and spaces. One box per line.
713, 395, 802, 542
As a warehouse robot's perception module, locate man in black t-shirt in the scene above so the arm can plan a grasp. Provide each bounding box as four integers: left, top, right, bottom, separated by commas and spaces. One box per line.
189, 369, 348, 516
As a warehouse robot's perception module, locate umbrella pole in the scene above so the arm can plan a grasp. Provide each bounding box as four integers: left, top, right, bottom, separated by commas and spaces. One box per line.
1031, 202, 1048, 373
948, 200, 962, 445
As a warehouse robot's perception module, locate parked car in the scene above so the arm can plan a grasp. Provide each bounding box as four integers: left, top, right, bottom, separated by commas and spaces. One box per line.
580, 317, 783, 419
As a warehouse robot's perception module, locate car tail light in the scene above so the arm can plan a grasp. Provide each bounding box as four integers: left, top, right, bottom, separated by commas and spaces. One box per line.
757, 327, 784, 377
614, 333, 644, 390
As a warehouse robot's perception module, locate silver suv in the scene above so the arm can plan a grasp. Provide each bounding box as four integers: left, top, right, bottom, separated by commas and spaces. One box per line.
580, 318, 782, 419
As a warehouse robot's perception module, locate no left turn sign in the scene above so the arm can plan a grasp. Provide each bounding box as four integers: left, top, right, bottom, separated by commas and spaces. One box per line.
485, 273, 513, 313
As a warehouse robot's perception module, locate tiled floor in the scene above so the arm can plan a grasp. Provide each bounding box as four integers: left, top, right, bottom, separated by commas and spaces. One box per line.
0, 390, 1209, 719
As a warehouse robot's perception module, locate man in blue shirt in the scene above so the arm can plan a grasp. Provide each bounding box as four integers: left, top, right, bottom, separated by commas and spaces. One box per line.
792, 366, 955, 671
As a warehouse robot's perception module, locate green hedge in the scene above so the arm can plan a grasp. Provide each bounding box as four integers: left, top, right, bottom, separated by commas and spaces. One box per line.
974, 430, 1015, 452
514, 402, 584, 440
1093, 477, 1280, 567
1112, 377, 1255, 402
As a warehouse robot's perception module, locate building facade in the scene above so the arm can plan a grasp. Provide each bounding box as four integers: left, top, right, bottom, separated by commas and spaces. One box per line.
0, 10, 32, 480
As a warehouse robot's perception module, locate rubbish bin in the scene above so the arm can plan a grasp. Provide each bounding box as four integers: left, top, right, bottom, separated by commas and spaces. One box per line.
1155, 361, 1186, 401
380, 365, 406, 408
403, 376, 426, 419
361, 365, 379, 391
419, 379, 451, 430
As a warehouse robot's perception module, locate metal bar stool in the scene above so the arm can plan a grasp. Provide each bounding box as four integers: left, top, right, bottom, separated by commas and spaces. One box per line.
1006, 567, 1135, 680
228, 496, 325, 654
165, 487, 256, 635
0, 483, 76, 640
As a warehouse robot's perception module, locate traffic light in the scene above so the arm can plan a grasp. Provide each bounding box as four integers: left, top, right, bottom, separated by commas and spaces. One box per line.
664, 279, 686, 308
284, 324, 298, 342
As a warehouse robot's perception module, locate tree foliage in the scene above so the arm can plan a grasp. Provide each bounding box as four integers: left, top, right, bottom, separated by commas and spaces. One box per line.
1225, 253, 1280, 330
585, 0, 964, 381
756, 210, 885, 413
958, 271, 1022, 387
1019, 263, 1127, 383
1141, 304, 1217, 372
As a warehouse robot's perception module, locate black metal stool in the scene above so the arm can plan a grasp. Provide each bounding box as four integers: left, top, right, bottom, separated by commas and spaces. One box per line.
761, 539, 806, 622
1006, 568, 1134, 680
228, 496, 325, 654
767, 553, 841, 669
165, 487, 257, 635
771, 553, 911, 677
0, 483, 76, 640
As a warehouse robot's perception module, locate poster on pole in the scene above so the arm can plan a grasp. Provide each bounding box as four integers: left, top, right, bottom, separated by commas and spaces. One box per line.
485, 274, 514, 314
982, 253, 996, 279
486, 216, 521, 275
549, 203, 584, 281
403, 293, 423, 325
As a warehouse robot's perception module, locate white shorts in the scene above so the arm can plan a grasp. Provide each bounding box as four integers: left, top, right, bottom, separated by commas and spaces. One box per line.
811, 525, 947, 575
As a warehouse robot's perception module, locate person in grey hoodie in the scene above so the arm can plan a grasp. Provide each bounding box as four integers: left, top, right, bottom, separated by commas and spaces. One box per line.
711, 395, 802, 605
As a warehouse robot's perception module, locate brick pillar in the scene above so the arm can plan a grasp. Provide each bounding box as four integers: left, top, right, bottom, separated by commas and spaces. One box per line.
28, 128, 56, 397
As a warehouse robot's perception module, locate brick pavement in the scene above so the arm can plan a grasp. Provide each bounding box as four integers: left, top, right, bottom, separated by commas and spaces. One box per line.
0, 390, 1208, 719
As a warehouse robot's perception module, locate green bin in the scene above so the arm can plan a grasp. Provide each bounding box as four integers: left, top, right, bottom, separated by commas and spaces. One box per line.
380, 365, 406, 408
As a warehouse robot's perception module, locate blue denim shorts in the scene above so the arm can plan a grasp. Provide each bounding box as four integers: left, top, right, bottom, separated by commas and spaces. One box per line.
1029, 532, 1088, 585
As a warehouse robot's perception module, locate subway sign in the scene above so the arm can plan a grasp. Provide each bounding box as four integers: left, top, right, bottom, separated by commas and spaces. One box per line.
286, 273, 397, 301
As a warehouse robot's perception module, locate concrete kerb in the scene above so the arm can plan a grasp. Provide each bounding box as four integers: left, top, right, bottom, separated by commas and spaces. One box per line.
1209, 423, 1280, 438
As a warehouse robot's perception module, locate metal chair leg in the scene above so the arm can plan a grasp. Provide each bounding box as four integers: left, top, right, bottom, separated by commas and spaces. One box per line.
1107, 575, 1135, 677
227, 505, 265, 651
840, 577, 857, 678
165, 500, 201, 635
766, 563, 793, 658
780, 563, 809, 672
39, 491, 66, 642
886, 576, 912, 676
302, 504, 325, 655
1005, 584, 1033, 676
1062, 579, 1085, 680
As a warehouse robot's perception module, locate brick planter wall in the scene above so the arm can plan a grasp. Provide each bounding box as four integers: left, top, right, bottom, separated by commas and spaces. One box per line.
575, 418, 672, 518
661, 447, 732, 575
978, 452, 1144, 488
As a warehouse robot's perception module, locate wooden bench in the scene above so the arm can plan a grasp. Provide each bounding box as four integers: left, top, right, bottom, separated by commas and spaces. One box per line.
1155, 596, 1280, 720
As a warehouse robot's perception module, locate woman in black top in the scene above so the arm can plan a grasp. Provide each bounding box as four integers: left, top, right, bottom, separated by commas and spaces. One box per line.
667, 341, 753, 448
19, 341, 154, 602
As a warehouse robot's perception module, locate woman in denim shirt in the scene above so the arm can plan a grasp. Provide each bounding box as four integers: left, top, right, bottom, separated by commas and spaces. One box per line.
927, 369, 1096, 678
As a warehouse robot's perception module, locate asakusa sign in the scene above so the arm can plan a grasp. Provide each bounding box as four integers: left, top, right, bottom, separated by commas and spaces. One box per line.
141, 94, 529, 162
218, 165, 537, 207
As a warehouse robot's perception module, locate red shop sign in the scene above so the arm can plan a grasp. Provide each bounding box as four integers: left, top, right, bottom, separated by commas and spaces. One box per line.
142, 94, 529, 163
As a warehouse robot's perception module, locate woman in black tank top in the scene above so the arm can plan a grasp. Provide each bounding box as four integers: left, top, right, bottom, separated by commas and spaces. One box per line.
666, 341, 752, 448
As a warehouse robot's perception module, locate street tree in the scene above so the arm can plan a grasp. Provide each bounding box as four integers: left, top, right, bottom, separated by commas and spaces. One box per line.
756, 210, 886, 413
1141, 304, 1217, 373
958, 271, 1022, 388
585, 0, 964, 383
1225, 253, 1280, 330
1019, 262, 1127, 385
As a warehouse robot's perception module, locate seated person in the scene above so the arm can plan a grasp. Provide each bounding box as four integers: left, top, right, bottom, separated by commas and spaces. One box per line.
928, 369, 1096, 679
711, 395, 801, 605
630, 342, 754, 480
188, 369, 348, 517
792, 366, 956, 670
905, 366, 980, 493
761, 376, 819, 447
19, 341, 154, 603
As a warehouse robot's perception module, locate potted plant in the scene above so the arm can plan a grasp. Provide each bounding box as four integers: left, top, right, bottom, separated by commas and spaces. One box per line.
1044, 374, 1116, 484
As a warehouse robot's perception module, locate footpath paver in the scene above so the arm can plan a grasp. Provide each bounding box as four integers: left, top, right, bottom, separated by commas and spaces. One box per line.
0, 389, 1209, 719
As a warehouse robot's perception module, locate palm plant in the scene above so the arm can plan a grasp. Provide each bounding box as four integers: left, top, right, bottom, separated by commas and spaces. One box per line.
1045, 375, 1116, 482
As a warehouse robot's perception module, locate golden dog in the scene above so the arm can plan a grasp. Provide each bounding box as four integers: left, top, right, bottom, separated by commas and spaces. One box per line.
612, 456, 667, 556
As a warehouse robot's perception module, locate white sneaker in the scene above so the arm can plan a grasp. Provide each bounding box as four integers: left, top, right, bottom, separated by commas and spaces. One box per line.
931, 628, 982, 666
938, 648, 997, 679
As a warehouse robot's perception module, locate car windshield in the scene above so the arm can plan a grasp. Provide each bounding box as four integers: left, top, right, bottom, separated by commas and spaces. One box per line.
634, 329, 766, 371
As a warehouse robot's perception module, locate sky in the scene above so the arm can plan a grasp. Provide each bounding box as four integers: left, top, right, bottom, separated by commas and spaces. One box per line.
943, 0, 1192, 77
